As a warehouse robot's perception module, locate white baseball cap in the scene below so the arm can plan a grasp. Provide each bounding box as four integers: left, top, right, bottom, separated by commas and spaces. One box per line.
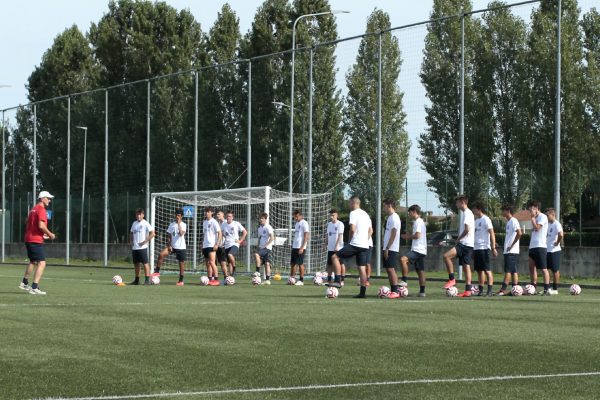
38, 191, 55, 199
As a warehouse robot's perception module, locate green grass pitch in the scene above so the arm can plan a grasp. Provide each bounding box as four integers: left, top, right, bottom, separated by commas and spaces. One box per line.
1, 264, 600, 400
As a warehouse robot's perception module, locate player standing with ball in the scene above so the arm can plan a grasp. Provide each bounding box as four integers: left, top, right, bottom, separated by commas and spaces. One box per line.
153, 208, 186, 285
130, 208, 155, 285
222, 210, 247, 277
400, 204, 428, 297
255, 213, 274, 285
545, 208, 563, 294
325, 209, 345, 287
472, 201, 497, 296
443, 194, 475, 297
19, 191, 56, 295
289, 209, 309, 286
203, 207, 222, 286
527, 200, 551, 295
497, 204, 521, 296
382, 199, 402, 299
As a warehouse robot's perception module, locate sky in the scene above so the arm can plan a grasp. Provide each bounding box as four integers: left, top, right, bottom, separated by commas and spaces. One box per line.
0, 0, 577, 215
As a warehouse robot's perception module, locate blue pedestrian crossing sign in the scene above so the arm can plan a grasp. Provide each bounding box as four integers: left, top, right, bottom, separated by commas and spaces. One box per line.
182, 206, 194, 218
46, 210, 53, 220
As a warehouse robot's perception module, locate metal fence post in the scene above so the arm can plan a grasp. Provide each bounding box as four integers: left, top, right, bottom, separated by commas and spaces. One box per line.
66, 97, 71, 264
554, 0, 562, 221
458, 11, 465, 282
246, 60, 252, 273
193, 71, 199, 271
104, 90, 109, 267
146, 80, 151, 219
1, 110, 5, 262
376, 33, 383, 278
33, 104, 37, 197
307, 48, 314, 274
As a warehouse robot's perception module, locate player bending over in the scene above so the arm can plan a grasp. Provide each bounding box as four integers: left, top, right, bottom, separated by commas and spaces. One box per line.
546, 208, 563, 295
203, 207, 222, 286
497, 204, 521, 296
130, 208, 156, 285
222, 210, 247, 277
153, 208, 186, 285
326, 209, 345, 287
443, 194, 475, 297
289, 209, 309, 286
527, 200, 551, 295
382, 199, 402, 299
255, 213, 275, 285
472, 201, 497, 296
400, 204, 427, 297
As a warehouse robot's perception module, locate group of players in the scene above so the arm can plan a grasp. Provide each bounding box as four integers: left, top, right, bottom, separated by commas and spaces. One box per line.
18, 189, 564, 298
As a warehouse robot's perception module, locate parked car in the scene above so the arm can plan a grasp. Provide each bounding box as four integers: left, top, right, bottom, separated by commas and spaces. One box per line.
427, 230, 457, 247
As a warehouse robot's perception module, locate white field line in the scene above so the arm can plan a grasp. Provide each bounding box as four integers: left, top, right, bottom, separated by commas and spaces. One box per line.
0, 301, 260, 308
0, 274, 97, 282
33, 371, 600, 400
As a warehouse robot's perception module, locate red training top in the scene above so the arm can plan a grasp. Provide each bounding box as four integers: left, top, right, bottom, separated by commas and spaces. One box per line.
24, 203, 47, 244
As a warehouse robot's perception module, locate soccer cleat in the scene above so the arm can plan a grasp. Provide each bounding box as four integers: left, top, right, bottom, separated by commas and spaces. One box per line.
261, 280, 271, 285
143, 281, 151, 285
340, 281, 345, 287
443, 279, 456, 289
387, 292, 400, 299
418, 292, 426, 297
151, 272, 160, 277
294, 281, 304, 286
457, 290, 472, 298
18, 282, 30, 291
477, 292, 484, 297
353, 293, 366, 298
542, 290, 551, 296
28, 288, 46, 295
496, 289, 507, 296
176, 281, 184, 286
549, 289, 558, 295
485, 291, 494, 297
399, 281, 408, 287
130, 280, 140, 286
209, 280, 221, 286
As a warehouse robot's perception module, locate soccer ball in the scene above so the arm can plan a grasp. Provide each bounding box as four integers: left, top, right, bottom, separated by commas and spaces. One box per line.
273, 273, 282, 281
251, 276, 262, 286
524, 284, 536, 295
326, 286, 339, 298
112, 275, 123, 285
225, 276, 236, 285
252, 271, 261, 278
314, 271, 323, 279
313, 276, 323, 286
200, 275, 210, 286
446, 286, 458, 297
470, 285, 480, 295
287, 276, 297, 285
377, 286, 391, 298
511, 285, 524, 296
151, 275, 160, 285
398, 286, 409, 297
569, 284, 582, 295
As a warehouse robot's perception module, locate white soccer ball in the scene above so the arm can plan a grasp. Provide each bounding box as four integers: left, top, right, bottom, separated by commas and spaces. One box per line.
470, 285, 480, 295
151, 275, 160, 285
314, 271, 323, 279
252, 271, 261, 278
313, 276, 323, 286
398, 286, 409, 298
225, 276, 236, 285
377, 286, 391, 298
524, 284, 536, 295
288, 276, 297, 285
511, 285, 523, 296
112, 275, 123, 285
446, 286, 458, 297
251, 276, 262, 286
326, 286, 339, 298
569, 284, 582, 295
200, 275, 210, 286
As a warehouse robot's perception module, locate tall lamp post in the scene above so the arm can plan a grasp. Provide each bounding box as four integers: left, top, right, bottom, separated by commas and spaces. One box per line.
75, 126, 87, 243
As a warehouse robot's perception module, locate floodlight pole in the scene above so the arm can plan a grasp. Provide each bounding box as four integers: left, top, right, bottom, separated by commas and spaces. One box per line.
33, 104, 37, 200
554, 0, 562, 220
246, 60, 252, 273
458, 12, 465, 281
103, 90, 109, 267
66, 97, 71, 265
307, 48, 314, 273
193, 71, 199, 271
146, 80, 151, 219
376, 33, 383, 278
1, 110, 5, 262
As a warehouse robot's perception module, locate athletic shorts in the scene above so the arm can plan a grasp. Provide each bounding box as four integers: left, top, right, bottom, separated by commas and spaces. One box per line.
202, 247, 215, 259
366, 246, 373, 265
25, 243, 46, 263
547, 251, 561, 272
529, 247, 547, 269
405, 250, 426, 271
503, 253, 518, 274
327, 250, 337, 266
337, 244, 369, 267
473, 249, 491, 271
290, 248, 305, 265
171, 248, 186, 262
225, 246, 239, 258
256, 248, 271, 264
132, 248, 149, 265
456, 243, 473, 266
383, 250, 399, 269
215, 247, 227, 263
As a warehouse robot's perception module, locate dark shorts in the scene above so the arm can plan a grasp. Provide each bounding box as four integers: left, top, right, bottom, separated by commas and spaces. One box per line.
547, 251, 561, 272
256, 248, 272, 264
473, 249, 491, 272
405, 250, 426, 271
202, 247, 215, 259
337, 244, 369, 267
529, 247, 547, 269
216, 247, 227, 263
290, 248, 305, 265
225, 246, 239, 258
327, 250, 337, 266
132, 248, 149, 265
171, 248, 186, 262
456, 243, 473, 266
503, 253, 518, 274
383, 250, 399, 269
25, 242, 46, 263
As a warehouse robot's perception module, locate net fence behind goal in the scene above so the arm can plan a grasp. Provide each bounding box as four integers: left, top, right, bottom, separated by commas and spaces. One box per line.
150, 186, 332, 276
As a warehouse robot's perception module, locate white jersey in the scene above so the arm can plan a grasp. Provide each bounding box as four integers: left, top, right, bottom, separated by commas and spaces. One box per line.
327, 221, 344, 252
459, 208, 475, 247
348, 209, 371, 249
529, 212, 548, 249
167, 221, 186, 250
202, 218, 221, 248
293, 219, 309, 249
222, 220, 246, 249
411, 217, 427, 255
547, 220, 563, 253
383, 212, 401, 252
130, 219, 154, 250
474, 215, 493, 250
504, 217, 520, 254
258, 223, 274, 250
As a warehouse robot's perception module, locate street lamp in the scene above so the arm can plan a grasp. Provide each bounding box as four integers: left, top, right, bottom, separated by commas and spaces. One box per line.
76, 126, 87, 243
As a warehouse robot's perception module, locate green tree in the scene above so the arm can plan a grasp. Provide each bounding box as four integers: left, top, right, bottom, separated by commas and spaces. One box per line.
342, 9, 410, 214
581, 8, 600, 177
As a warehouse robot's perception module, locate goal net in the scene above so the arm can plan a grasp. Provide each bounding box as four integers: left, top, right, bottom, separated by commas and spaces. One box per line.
150, 186, 332, 275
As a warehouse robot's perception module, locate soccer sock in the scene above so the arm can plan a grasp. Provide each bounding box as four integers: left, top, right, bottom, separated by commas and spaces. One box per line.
478, 285, 484, 293
531, 282, 537, 288
449, 273, 455, 280
133, 277, 140, 283
31, 283, 38, 290
327, 274, 332, 282
420, 286, 425, 294
391, 285, 399, 293
144, 276, 150, 283
22, 278, 29, 285
341, 275, 345, 282
401, 276, 408, 283
501, 282, 507, 290
553, 282, 558, 290
299, 277, 303, 282
465, 284, 472, 291
544, 283, 551, 291
359, 286, 367, 296
266, 275, 270, 280
154, 267, 160, 273
255, 267, 260, 273
179, 274, 184, 282
487, 284, 493, 293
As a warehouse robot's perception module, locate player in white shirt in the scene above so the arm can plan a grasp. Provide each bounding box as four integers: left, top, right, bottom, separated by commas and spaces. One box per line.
400, 204, 427, 297
442, 194, 475, 297
202, 207, 222, 286
215, 210, 230, 282
223, 210, 247, 277
332, 196, 373, 297
527, 200, 551, 295
382, 199, 402, 298
545, 208, 563, 294
255, 212, 275, 284
129, 208, 156, 285
472, 201, 497, 296
497, 204, 522, 296
325, 209, 345, 286
153, 208, 187, 285
289, 209, 310, 285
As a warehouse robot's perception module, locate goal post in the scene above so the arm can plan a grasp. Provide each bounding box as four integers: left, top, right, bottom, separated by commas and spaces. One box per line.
150, 186, 332, 275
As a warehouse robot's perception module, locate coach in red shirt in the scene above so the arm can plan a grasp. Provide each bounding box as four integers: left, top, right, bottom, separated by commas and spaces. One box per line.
19, 191, 56, 295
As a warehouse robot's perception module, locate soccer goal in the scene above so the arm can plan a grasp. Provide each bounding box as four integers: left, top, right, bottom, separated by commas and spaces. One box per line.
150, 186, 332, 275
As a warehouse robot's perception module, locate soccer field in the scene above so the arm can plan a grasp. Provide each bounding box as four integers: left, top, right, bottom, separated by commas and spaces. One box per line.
1, 265, 599, 400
